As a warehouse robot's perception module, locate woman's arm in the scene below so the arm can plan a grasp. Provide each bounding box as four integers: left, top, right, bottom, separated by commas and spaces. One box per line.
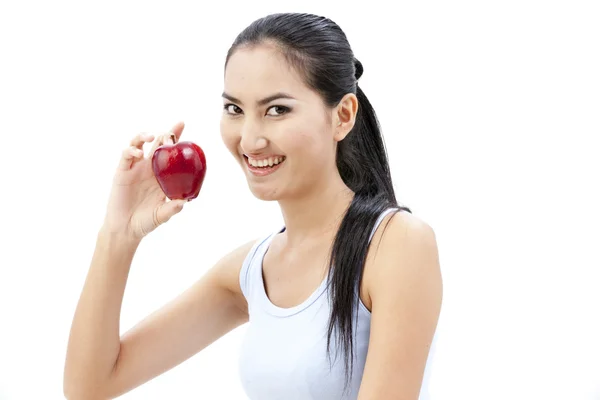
63, 227, 255, 399
357, 213, 443, 400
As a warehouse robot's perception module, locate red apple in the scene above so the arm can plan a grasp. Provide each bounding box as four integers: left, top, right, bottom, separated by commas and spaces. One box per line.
152, 138, 207, 201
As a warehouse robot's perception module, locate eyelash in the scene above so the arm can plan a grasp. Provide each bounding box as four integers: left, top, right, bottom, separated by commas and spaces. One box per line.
223, 104, 291, 116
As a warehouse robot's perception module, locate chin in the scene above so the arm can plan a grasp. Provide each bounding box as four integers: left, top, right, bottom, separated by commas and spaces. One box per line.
247, 183, 284, 202
241, 158, 288, 201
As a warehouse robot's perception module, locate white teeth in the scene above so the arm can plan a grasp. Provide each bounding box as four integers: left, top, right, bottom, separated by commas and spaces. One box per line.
247, 156, 285, 168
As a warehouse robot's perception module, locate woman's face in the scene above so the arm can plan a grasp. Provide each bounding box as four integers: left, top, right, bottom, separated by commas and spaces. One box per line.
220, 43, 339, 201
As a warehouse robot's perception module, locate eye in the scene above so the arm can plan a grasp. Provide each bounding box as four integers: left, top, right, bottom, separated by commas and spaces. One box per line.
224, 104, 243, 115
266, 105, 290, 116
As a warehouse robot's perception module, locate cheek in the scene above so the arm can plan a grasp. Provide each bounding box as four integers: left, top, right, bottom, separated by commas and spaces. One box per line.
286, 125, 331, 161
283, 129, 333, 184
220, 119, 239, 156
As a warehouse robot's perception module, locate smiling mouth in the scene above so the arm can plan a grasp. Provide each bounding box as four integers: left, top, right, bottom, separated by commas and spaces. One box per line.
244, 154, 286, 167
243, 154, 286, 175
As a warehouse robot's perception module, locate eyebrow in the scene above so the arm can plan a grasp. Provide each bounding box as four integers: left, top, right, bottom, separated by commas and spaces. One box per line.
221, 92, 296, 106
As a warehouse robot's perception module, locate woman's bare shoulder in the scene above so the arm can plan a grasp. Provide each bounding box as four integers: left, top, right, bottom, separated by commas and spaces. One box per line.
211, 238, 259, 311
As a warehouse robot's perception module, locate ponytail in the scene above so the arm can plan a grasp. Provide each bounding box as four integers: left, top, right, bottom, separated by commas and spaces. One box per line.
336, 84, 396, 199
326, 83, 412, 389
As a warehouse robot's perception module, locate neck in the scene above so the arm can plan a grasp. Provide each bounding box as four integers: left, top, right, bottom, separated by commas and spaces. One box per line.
277, 169, 354, 248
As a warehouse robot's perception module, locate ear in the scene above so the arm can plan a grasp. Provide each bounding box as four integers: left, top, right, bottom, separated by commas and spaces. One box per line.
333, 93, 359, 142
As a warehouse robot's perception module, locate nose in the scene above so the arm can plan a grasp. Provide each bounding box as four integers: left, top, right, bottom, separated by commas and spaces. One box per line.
240, 118, 268, 154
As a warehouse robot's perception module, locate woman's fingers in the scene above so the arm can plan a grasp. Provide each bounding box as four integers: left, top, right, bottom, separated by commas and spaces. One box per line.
149, 122, 185, 158
130, 133, 155, 150
117, 132, 155, 171
117, 146, 144, 171
117, 123, 185, 171
170, 121, 185, 142
155, 199, 187, 226
149, 135, 167, 158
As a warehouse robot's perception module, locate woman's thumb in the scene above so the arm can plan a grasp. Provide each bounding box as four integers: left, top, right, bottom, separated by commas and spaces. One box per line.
156, 199, 187, 225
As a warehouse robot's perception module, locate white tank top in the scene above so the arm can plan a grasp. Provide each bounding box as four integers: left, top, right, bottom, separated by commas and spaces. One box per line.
238, 207, 436, 399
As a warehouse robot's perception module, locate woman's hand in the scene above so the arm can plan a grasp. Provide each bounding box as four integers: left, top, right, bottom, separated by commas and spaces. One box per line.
102, 122, 188, 240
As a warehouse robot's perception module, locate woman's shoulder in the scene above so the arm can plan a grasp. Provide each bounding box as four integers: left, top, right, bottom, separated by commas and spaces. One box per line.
204, 237, 262, 317
217, 228, 280, 303
216, 237, 261, 291
361, 210, 438, 309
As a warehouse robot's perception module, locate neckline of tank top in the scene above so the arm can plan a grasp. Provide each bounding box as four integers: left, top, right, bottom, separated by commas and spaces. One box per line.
254, 206, 402, 318
255, 227, 329, 318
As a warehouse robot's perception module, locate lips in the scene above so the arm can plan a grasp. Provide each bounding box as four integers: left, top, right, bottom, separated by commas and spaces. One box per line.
243, 154, 286, 176
244, 154, 286, 167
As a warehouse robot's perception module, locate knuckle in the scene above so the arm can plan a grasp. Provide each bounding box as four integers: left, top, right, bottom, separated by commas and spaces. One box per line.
131, 147, 142, 156
130, 133, 143, 144
123, 146, 136, 157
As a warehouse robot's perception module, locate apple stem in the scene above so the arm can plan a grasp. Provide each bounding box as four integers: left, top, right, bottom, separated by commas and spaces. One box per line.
170, 133, 176, 144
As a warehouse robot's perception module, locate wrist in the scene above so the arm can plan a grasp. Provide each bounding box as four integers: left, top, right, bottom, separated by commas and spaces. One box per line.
97, 225, 142, 249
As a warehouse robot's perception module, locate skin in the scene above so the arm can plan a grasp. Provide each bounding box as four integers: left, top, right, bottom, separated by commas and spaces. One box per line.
63, 41, 442, 400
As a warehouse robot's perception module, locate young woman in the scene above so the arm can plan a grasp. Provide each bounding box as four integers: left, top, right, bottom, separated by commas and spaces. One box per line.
64, 12, 443, 400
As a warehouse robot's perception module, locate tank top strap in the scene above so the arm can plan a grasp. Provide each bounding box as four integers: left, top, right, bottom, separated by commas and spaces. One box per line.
368, 207, 401, 242
239, 227, 284, 302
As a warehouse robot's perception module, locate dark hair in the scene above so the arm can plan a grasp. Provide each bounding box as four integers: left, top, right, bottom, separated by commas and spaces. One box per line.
225, 12, 412, 390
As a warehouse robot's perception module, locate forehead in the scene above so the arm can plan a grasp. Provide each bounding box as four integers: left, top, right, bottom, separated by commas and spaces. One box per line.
223, 43, 309, 98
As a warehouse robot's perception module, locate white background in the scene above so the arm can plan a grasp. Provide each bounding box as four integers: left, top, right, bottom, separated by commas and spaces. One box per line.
0, 0, 599, 399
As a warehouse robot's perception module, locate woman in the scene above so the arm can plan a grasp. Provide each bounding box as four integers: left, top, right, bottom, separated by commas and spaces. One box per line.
64, 12, 442, 400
